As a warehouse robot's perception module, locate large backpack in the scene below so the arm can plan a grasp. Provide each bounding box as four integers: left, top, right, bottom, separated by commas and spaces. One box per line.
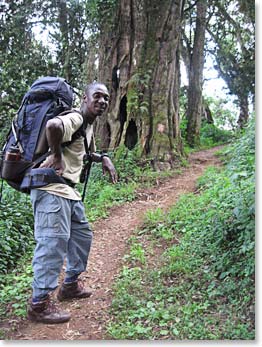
0, 76, 85, 193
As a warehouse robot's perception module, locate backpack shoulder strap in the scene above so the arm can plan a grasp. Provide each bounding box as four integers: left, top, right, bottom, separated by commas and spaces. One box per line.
59, 109, 89, 151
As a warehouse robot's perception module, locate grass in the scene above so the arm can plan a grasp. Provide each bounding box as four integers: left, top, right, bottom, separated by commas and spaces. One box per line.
107, 199, 255, 340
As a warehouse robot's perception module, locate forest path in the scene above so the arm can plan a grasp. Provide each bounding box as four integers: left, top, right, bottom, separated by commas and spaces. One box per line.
8, 146, 224, 341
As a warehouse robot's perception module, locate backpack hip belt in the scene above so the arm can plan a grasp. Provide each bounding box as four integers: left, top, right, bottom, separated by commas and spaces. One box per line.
20, 168, 75, 190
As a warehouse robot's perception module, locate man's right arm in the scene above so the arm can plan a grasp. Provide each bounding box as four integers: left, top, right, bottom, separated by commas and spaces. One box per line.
39, 118, 65, 175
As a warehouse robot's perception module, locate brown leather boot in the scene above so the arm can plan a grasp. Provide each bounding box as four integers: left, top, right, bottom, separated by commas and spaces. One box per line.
27, 295, 71, 324
57, 279, 92, 301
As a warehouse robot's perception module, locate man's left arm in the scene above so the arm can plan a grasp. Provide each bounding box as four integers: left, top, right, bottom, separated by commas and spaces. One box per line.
90, 153, 118, 184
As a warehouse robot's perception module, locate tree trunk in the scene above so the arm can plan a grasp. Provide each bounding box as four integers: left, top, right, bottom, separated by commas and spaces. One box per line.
57, 0, 71, 82
237, 95, 249, 128
95, 0, 183, 168
186, 0, 207, 147
95, 0, 134, 151
202, 101, 214, 124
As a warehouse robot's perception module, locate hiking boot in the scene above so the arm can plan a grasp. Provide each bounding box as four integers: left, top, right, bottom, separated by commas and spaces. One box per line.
27, 295, 71, 324
57, 279, 92, 302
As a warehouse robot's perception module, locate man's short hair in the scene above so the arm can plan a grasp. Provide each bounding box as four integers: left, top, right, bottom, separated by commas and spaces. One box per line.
84, 82, 107, 96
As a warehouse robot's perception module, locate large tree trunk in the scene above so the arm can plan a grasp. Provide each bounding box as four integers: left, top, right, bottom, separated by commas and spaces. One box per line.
186, 0, 207, 147
95, 0, 183, 168
95, 0, 134, 150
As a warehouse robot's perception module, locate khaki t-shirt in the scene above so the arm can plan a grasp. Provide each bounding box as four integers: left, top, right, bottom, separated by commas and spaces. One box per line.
38, 111, 94, 200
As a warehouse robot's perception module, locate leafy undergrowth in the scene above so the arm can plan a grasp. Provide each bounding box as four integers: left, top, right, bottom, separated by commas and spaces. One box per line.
107, 121, 255, 340
0, 189, 34, 325
0, 190, 34, 275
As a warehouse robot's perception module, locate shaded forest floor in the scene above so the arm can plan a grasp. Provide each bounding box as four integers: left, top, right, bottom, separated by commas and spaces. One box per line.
5, 146, 224, 341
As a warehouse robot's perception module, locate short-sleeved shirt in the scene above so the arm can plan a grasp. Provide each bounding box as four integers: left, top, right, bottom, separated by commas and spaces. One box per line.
38, 110, 95, 201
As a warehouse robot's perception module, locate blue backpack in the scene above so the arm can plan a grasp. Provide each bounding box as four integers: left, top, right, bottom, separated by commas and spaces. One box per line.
0, 76, 85, 193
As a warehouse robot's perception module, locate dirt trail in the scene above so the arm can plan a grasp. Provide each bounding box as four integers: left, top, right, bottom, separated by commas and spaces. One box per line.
7, 146, 224, 340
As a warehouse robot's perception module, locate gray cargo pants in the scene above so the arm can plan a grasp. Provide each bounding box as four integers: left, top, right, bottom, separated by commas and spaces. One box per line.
30, 189, 93, 298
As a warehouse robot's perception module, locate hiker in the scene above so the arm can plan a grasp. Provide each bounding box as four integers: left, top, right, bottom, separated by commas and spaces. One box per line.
27, 82, 117, 324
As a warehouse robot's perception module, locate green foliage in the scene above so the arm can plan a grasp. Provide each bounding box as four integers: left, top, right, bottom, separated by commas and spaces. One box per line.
0, 0, 100, 134
88, 0, 118, 30
107, 119, 255, 339
180, 94, 236, 149
0, 1, 59, 138
45, 0, 98, 88
127, 71, 151, 117
142, 207, 176, 240
203, 95, 238, 130
79, 144, 174, 222
209, 1, 255, 107
0, 185, 34, 274
0, 261, 33, 318
180, 117, 234, 151
124, 238, 146, 266
113, 144, 145, 181
83, 177, 137, 221
200, 122, 233, 147
80, 145, 145, 222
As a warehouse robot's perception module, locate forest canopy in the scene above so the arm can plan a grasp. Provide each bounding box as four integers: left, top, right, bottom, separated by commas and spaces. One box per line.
0, 0, 255, 161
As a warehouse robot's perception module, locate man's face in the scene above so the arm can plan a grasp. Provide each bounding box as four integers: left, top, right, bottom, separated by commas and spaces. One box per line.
83, 84, 110, 124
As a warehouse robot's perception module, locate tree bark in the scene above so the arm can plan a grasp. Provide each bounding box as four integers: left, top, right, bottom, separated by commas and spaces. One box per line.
237, 95, 249, 129
56, 0, 71, 82
94, 0, 133, 150
95, 0, 184, 168
186, 0, 207, 147
202, 103, 214, 124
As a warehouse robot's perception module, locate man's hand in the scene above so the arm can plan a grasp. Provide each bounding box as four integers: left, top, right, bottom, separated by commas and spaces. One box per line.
102, 157, 118, 184
40, 153, 65, 176
41, 118, 65, 175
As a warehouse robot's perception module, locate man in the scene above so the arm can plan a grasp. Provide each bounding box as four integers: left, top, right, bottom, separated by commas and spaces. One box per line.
27, 82, 117, 324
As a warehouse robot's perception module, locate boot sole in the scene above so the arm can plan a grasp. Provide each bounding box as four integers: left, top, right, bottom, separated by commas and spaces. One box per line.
27, 314, 71, 324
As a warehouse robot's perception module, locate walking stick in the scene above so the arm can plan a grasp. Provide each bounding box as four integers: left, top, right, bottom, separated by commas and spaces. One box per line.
80, 153, 93, 202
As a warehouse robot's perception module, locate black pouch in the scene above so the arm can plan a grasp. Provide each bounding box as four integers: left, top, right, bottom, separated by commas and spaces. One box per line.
1, 159, 31, 182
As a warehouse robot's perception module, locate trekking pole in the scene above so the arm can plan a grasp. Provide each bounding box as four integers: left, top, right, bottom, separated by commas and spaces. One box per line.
81, 154, 93, 202
0, 150, 4, 203
0, 179, 3, 204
